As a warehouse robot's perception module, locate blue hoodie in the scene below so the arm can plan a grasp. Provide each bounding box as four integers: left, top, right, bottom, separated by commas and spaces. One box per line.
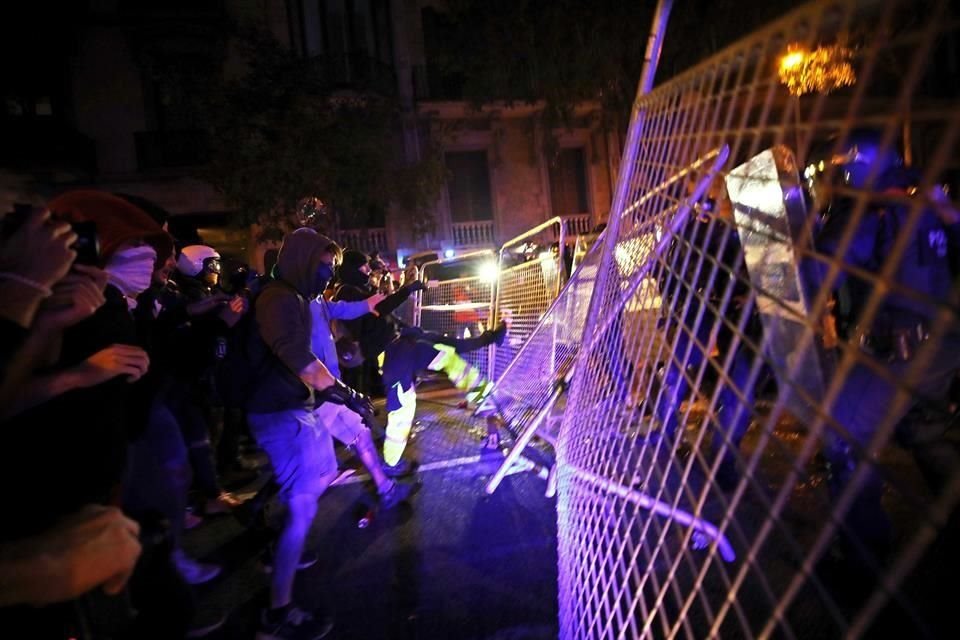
310, 296, 370, 378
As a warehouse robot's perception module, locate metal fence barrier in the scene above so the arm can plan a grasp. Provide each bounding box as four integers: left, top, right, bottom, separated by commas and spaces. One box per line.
479, 232, 606, 496
548, 0, 960, 637
417, 250, 497, 381
490, 217, 567, 381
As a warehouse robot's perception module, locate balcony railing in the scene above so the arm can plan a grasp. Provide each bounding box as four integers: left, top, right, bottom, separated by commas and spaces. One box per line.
135, 130, 209, 170
559, 214, 593, 239
335, 227, 388, 255
452, 220, 494, 248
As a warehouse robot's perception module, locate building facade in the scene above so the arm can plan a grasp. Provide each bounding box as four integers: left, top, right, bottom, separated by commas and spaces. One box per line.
1, 0, 619, 268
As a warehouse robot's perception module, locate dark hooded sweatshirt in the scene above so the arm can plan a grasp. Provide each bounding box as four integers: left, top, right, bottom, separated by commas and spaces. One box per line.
334, 263, 419, 360
246, 229, 331, 414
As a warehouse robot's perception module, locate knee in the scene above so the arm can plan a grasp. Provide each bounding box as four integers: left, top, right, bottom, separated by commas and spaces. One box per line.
286, 495, 319, 530
315, 469, 338, 495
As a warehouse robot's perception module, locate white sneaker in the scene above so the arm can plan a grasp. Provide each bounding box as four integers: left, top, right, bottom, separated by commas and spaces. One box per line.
172, 549, 221, 585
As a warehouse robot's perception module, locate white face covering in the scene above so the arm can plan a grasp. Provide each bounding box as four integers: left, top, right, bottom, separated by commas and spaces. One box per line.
105, 245, 157, 307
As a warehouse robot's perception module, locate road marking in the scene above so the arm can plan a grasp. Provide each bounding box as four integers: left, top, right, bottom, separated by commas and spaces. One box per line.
330, 451, 546, 485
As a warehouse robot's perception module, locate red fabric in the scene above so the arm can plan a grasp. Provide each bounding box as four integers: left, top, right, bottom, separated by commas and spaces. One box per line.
48, 189, 174, 267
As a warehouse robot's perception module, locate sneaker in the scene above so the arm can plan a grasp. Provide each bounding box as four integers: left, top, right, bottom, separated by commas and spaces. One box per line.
378, 479, 416, 511
260, 547, 319, 574
465, 380, 494, 405
256, 604, 333, 640
206, 491, 247, 515
382, 458, 418, 478
172, 549, 221, 585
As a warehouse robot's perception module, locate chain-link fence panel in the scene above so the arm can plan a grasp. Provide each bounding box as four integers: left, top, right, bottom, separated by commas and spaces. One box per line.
419, 253, 496, 381
556, 0, 960, 638
492, 218, 567, 381
480, 234, 604, 439
393, 295, 417, 329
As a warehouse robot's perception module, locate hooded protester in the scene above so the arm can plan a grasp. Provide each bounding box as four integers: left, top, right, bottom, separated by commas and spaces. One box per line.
245, 228, 382, 639
333, 249, 508, 471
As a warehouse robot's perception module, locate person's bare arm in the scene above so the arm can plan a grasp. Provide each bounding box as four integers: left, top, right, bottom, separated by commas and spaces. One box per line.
185, 293, 231, 316
0, 505, 141, 607
0, 345, 149, 421
0, 208, 77, 329
217, 294, 249, 329
298, 358, 335, 391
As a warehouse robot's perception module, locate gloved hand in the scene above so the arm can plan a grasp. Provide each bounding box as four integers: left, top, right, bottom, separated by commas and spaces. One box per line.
317, 379, 375, 420
401, 279, 426, 294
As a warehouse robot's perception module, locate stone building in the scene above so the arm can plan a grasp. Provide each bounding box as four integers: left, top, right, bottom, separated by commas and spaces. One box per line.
1, 0, 620, 268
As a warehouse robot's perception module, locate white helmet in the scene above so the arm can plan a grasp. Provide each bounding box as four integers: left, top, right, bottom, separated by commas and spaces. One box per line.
177, 245, 221, 277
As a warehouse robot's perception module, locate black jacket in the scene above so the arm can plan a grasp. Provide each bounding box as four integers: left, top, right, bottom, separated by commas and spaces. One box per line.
246, 229, 330, 414
334, 281, 418, 359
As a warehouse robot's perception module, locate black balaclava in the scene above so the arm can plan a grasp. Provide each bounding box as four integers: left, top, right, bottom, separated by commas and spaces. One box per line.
338, 249, 371, 288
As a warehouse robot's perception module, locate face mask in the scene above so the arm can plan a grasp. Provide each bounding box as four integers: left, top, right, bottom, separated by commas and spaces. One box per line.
315, 262, 335, 293
105, 245, 157, 306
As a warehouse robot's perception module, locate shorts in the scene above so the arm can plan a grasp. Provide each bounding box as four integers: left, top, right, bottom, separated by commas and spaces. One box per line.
313, 402, 366, 447
247, 408, 337, 499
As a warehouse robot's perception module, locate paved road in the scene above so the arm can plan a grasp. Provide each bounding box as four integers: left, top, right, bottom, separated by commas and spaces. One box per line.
185, 392, 559, 639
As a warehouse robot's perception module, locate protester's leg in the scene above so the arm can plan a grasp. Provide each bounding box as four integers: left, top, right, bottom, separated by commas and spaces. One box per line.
169, 383, 224, 503
383, 381, 417, 467
124, 396, 191, 543
426, 342, 492, 404
380, 339, 419, 467
248, 409, 337, 612
320, 403, 392, 493
428, 320, 507, 352
271, 493, 317, 608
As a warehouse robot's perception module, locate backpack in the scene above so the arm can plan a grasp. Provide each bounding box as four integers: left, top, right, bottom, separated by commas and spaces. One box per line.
216, 293, 273, 408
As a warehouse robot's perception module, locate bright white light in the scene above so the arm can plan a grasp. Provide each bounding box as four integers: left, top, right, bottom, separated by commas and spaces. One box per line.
397, 253, 405, 268
444, 248, 456, 259
613, 234, 656, 277
539, 251, 557, 274
477, 261, 499, 283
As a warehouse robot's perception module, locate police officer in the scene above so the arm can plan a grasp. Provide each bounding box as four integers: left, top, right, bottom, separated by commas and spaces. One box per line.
815, 129, 960, 560
170, 245, 249, 515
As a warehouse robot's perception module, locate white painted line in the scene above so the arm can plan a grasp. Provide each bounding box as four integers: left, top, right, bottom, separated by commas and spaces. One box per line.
329, 451, 545, 486
330, 468, 357, 486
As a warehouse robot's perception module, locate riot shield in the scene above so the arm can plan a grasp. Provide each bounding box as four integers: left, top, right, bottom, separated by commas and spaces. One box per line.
725, 145, 830, 423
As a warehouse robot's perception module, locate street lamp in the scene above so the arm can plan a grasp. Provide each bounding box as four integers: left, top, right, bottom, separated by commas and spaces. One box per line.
778, 43, 856, 96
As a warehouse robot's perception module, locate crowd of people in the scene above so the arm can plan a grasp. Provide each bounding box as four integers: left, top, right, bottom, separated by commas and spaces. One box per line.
2, 127, 957, 638
0, 191, 506, 639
